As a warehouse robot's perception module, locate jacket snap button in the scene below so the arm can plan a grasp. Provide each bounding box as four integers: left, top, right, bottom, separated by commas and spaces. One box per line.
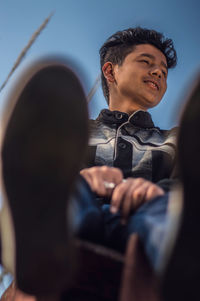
115, 113, 123, 119
119, 142, 126, 149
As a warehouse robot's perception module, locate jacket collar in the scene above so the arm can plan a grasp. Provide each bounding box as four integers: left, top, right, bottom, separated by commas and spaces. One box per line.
97, 109, 155, 129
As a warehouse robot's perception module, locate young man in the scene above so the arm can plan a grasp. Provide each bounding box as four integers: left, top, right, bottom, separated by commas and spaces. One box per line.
80, 28, 177, 253
1, 27, 199, 300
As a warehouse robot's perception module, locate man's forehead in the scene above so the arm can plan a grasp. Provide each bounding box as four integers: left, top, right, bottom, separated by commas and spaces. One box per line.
129, 44, 167, 66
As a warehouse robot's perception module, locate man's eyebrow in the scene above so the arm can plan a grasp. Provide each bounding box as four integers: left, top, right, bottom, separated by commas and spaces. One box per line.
137, 53, 168, 71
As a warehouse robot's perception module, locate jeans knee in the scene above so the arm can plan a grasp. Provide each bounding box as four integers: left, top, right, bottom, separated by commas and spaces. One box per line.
76, 207, 104, 243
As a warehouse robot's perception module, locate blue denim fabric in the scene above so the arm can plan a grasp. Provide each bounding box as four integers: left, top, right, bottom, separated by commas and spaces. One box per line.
102, 194, 169, 268
73, 177, 169, 269
72, 176, 104, 244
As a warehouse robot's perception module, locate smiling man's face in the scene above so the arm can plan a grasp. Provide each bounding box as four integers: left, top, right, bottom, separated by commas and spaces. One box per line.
112, 44, 168, 111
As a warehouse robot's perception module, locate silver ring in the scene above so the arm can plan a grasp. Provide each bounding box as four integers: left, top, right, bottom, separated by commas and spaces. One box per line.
104, 181, 116, 189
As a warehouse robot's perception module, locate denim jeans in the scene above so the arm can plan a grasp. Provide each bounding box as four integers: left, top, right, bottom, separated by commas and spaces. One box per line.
73, 176, 169, 270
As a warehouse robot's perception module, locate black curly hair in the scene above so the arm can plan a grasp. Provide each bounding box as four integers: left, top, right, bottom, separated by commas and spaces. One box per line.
99, 27, 177, 103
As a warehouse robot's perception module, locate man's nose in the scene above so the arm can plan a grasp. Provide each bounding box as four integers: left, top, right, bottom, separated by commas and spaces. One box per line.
149, 67, 162, 78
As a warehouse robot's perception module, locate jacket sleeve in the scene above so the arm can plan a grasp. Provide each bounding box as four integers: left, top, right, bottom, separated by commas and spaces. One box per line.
156, 153, 179, 192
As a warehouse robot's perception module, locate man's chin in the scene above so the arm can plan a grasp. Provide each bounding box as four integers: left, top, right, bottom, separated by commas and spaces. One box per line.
141, 97, 161, 110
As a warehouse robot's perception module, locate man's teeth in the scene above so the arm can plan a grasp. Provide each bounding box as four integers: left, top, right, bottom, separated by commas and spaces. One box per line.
146, 81, 157, 89
151, 82, 156, 88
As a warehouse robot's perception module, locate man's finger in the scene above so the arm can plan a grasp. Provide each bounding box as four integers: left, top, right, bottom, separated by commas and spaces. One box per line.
111, 179, 137, 213
110, 182, 127, 213
110, 167, 123, 185
120, 187, 134, 223
80, 169, 93, 188
92, 170, 107, 196
145, 184, 164, 201
131, 181, 151, 208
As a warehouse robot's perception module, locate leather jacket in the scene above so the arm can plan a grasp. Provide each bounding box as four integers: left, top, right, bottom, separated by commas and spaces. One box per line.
86, 109, 177, 192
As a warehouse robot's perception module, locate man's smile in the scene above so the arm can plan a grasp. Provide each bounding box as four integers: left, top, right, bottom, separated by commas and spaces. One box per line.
143, 78, 160, 91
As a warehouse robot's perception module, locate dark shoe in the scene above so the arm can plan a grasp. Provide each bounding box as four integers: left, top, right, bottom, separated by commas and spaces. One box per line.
161, 73, 200, 300
0, 58, 89, 296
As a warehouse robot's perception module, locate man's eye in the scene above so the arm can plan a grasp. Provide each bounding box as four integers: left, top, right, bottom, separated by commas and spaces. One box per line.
162, 70, 167, 77
140, 60, 149, 64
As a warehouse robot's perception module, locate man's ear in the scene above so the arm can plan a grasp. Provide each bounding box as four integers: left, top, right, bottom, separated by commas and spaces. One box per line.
102, 62, 115, 83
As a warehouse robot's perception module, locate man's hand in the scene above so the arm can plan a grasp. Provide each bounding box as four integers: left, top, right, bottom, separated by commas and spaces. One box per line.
80, 168, 164, 223
80, 166, 123, 197
111, 178, 164, 223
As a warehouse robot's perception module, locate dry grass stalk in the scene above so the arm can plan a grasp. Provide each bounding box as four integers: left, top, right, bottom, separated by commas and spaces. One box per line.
87, 73, 101, 103
0, 12, 54, 93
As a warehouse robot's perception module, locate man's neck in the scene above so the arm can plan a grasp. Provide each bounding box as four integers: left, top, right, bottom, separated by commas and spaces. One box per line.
109, 102, 147, 115
108, 93, 148, 115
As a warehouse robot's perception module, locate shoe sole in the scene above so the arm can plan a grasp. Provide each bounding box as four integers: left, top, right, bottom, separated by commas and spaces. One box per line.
0, 58, 89, 296
162, 73, 200, 300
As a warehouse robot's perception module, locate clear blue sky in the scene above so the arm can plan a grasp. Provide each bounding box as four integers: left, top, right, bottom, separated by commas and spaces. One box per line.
0, 0, 200, 129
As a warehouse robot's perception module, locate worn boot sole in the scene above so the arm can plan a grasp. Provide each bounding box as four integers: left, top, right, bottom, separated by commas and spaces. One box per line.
162, 74, 200, 300
0, 58, 88, 296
